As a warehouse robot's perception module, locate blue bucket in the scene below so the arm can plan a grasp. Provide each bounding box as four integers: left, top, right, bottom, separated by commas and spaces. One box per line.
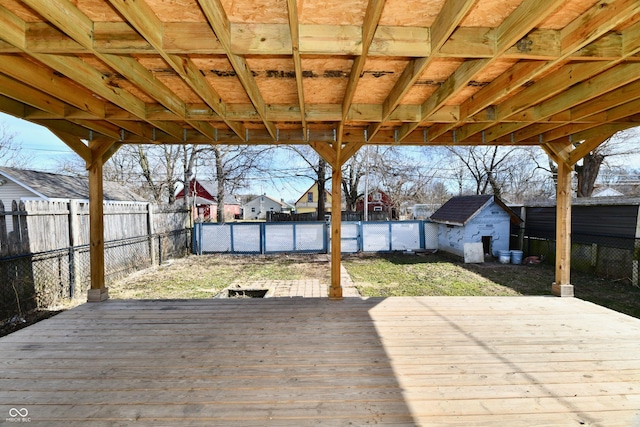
510, 250, 523, 265
498, 250, 511, 264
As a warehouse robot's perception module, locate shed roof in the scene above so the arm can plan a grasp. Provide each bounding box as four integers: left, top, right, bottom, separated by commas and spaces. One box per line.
0, 0, 638, 159
0, 167, 147, 202
430, 194, 521, 226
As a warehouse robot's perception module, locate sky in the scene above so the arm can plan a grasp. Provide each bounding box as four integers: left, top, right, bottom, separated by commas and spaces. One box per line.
2, 111, 640, 203
0, 112, 313, 202
0, 113, 76, 171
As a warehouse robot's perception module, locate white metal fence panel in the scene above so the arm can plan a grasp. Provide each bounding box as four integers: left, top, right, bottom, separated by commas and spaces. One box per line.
196, 220, 436, 254
200, 224, 231, 252
295, 223, 326, 252
424, 222, 439, 249
340, 222, 360, 253
362, 223, 390, 252
265, 224, 294, 252
232, 224, 261, 253
390, 222, 422, 251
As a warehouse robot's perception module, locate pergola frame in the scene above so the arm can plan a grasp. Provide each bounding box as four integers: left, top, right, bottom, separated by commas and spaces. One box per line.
1, 0, 640, 300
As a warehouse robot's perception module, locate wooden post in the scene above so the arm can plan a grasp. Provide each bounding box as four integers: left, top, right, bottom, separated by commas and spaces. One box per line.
87, 154, 108, 302
552, 160, 574, 297
330, 162, 343, 300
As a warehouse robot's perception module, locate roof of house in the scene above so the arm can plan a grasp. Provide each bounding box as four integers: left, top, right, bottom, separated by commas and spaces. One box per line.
430, 195, 521, 226
0, 167, 146, 202
245, 194, 289, 208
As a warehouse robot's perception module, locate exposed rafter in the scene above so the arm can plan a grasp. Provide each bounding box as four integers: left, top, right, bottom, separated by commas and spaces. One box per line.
198, 0, 277, 140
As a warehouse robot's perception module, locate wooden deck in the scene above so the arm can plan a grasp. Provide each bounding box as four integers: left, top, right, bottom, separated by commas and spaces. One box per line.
1, 296, 640, 426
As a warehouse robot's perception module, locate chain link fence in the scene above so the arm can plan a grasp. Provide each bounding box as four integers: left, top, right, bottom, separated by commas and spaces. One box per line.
0, 230, 191, 323
523, 231, 639, 285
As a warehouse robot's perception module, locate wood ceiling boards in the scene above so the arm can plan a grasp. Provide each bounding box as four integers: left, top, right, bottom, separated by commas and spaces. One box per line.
0, 0, 639, 152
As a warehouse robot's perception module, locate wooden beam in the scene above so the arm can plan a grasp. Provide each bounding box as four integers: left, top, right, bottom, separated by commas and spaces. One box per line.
107, 0, 246, 140
49, 129, 91, 164
25, 7, 219, 140
87, 140, 108, 302
552, 157, 574, 297
341, 0, 385, 125
286, 0, 307, 135
367, 0, 477, 140
12, 20, 638, 61
310, 141, 337, 165
568, 133, 615, 167
198, 0, 277, 140
398, 58, 489, 140
454, 0, 640, 143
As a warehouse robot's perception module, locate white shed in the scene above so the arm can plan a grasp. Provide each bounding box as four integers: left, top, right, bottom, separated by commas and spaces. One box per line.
430, 195, 522, 258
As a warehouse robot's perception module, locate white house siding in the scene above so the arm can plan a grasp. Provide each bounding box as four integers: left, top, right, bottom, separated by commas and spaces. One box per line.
438, 201, 511, 257
0, 180, 39, 233
242, 196, 283, 220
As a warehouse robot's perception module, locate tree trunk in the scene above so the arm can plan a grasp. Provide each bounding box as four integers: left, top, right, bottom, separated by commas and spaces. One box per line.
214, 147, 226, 223
576, 152, 605, 197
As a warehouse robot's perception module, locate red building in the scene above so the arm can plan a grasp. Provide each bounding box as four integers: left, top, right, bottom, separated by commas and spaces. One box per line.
355, 189, 396, 220
175, 179, 241, 222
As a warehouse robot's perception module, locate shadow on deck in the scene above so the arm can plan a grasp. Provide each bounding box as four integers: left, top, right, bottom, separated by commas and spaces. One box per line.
1, 296, 640, 425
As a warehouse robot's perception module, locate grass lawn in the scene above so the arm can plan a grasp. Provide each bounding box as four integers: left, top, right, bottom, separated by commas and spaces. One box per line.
6, 252, 636, 338
343, 252, 640, 319
109, 252, 640, 320
108, 254, 331, 299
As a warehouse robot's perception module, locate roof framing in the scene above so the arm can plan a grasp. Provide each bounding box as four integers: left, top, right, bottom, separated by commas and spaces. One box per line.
0, 0, 638, 156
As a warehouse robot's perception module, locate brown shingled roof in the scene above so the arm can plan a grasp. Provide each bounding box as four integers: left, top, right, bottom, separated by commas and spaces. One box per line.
430, 195, 522, 226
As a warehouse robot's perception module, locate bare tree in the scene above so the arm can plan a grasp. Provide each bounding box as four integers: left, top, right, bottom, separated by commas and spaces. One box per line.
575, 130, 638, 197
202, 145, 272, 223
342, 153, 365, 212
283, 146, 328, 220
445, 145, 553, 203
0, 123, 28, 168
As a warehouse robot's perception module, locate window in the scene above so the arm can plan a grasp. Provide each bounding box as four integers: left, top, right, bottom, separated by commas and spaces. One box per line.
373, 206, 383, 212
373, 192, 382, 201
307, 192, 313, 202
251, 207, 256, 212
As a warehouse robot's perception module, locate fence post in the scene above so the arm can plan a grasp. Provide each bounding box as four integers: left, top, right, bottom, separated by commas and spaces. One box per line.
147, 203, 156, 266
68, 200, 80, 298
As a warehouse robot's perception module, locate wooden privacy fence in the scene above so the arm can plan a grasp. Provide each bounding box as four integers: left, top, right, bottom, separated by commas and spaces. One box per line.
0, 200, 190, 323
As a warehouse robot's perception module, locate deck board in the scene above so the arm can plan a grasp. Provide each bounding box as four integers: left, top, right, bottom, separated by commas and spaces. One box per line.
1, 297, 640, 426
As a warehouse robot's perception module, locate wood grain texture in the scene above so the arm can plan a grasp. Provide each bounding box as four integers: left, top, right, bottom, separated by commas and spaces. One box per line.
1, 297, 640, 425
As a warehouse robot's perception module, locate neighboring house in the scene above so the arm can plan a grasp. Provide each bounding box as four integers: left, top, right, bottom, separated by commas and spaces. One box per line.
355, 189, 395, 219
430, 195, 522, 258
294, 183, 333, 215
0, 167, 145, 206
0, 167, 147, 232
242, 194, 289, 220
175, 179, 241, 221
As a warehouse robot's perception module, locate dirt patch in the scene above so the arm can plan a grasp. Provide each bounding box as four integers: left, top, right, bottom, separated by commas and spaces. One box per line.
109, 253, 331, 299
0, 310, 63, 338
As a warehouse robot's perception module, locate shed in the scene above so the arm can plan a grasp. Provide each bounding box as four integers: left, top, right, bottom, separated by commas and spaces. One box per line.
430, 195, 522, 258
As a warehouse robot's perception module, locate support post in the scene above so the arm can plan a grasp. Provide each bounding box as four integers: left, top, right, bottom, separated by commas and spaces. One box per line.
330, 163, 343, 299
552, 160, 573, 297
87, 152, 108, 302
